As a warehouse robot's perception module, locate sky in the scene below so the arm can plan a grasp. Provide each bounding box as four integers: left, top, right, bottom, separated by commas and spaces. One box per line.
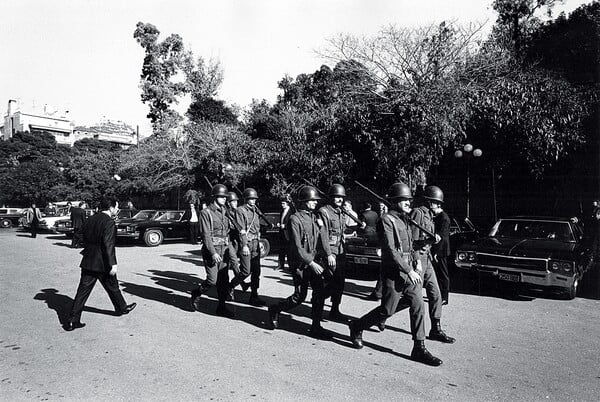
0, 0, 589, 135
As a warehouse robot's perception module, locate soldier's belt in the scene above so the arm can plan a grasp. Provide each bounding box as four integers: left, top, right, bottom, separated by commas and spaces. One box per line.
211, 236, 229, 246
328, 235, 341, 246
246, 233, 260, 241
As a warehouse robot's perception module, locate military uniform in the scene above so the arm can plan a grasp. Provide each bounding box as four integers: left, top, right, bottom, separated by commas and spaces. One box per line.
268, 186, 334, 338
191, 200, 234, 316
317, 203, 347, 318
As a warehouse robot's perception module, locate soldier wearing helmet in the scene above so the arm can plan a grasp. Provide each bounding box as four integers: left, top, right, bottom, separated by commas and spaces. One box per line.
268, 185, 335, 339
409, 185, 455, 344
349, 182, 443, 366
428, 186, 451, 305
225, 191, 244, 297
190, 184, 235, 318
316, 183, 349, 322
229, 188, 268, 306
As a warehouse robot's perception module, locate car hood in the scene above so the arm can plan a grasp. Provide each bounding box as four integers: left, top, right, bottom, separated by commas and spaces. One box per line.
468, 237, 577, 260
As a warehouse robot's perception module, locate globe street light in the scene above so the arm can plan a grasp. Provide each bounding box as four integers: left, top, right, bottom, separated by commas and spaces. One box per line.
455, 143, 482, 218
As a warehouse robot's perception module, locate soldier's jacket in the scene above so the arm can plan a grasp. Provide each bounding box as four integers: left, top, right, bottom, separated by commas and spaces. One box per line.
377, 210, 414, 276
227, 207, 239, 246
288, 209, 332, 267
317, 204, 346, 255
234, 204, 262, 248
410, 205, 436, 253
201, 203, 231, 256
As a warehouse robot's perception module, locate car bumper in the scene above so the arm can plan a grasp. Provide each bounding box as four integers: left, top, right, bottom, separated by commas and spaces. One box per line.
456, 262, 577, 289
116, 230, 139, 239
346, 253, 381, 271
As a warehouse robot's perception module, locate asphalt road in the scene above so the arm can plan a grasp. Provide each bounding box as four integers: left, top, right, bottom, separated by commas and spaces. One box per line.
1, 228, 599, 401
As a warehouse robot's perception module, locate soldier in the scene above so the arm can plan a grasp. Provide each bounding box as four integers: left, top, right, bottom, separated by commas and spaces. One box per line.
225, 191, 244, 299
268, 186, 335, 339
430, 186, 451, 305
316, 183, 348, 321
190, 184, 235, 318
348, 183, 442, 366
229, 188, 268, 307
409, 185, 455, 343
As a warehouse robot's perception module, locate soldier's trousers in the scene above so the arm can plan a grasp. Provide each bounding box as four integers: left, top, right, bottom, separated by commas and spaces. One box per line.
275, 264, 326, 328
432, 253, 450, 302
418, 253, 443, 322
354, 268, 426, 341
230, 238, 261, 291
199, 244, 230, 302
319, 253, 346, 308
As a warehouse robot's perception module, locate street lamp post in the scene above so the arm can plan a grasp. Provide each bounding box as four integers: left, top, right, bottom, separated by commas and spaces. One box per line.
454, 144, 482, 218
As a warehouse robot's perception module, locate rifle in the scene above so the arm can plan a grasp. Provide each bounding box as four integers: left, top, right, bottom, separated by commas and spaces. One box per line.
300, 178, 363, 226
353, 180, 436, 239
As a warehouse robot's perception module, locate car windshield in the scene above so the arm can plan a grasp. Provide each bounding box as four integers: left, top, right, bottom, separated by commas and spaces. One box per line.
132, 210, 156, 220
155, 211, 183, 221
490, 219, 574, 242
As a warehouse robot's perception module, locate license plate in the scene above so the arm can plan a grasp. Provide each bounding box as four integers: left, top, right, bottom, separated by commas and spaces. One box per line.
117, 228, 125, 232
498, 273, 520, 282
354, 257, 369, 265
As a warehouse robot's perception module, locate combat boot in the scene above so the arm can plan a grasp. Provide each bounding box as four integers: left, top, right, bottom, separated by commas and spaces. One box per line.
190, 288, 202, 312
411, 341, 443, 366
308, 325, 333, 340
429, 319, 455, 344
268, 305, 280, 329
216, 303, 235, 318
348, 320, 363, 349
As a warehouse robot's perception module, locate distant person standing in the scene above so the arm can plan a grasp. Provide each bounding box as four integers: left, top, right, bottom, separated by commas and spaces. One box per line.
65, 198, 136, 331
70, 202, 87, 248
126, 200, 135, 210
26, 202, 43, 238
183, 202, 200, 244
360, 202, 378, 235
432, 200, 451, 305
277, 196, 292, 271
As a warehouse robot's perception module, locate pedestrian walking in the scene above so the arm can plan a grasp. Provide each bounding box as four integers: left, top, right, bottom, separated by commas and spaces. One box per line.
276, 196, 292, 271
183, 202, 200, 244
70, 202, 86, 248
348, 182, 443, 366
26, 202, 43, 238
431, 192, 451, 305
65, 198, 136, 331
268, 186, 335, 339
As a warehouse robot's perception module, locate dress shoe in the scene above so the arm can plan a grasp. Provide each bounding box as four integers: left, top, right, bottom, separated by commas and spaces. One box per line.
117, 303, 137, 316
411, 342, 443, 366
377, 320, 386, 332
442, 299, 449, 306
308, 326, 333, 340
216, 304, 235, 318
365, 293, 381, 301
348, 321, 363, 349
429, 328, 455, 344
64, 321, 86, 331
328, 310, 349, 323
249, 294, 266, 307
268, 306, 279, 329
190, 289, 202, 312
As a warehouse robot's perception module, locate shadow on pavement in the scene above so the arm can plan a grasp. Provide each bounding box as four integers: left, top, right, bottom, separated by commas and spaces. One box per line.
52, 242, 74, 248
33, 288, 117, 327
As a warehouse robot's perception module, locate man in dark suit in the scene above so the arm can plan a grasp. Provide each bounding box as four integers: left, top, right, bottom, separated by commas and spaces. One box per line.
360, 202, 379, 235
432, 204, 451, 305
70, 202, 86, 248
182, 202, 200, 244
65, 198, 136, 331
276, 196, 292, 271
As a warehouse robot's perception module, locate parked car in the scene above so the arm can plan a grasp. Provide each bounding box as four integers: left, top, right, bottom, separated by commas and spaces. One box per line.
116, 210, 164, 240
454, 216, 591, 299
121, 210, 188, 246
258, 212, 280, 257
55, 209, 96, 237
346, 216, 480, 275
0, 207, 25, 228
21, 206, 71, 233
115, 208, 138, 222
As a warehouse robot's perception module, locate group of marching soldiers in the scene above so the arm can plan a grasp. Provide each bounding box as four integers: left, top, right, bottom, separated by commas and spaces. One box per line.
192, 181, 455, 366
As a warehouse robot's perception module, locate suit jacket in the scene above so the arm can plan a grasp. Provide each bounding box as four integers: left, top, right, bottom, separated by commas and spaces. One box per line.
360, 210, 378, 230
79, 212, 117, 273
432, 210, 451, 257
182, 206, 200, 223
70, 206, 86, 229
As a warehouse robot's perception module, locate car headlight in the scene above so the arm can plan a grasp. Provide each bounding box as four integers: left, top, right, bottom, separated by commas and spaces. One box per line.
550, 260, 573, 274
376, 248, 382, 257
456, 251, 476, 263
126, 226, 135, 232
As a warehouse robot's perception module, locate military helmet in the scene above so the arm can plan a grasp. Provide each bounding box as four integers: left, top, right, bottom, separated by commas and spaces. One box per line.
211, 184, 228, 197
328, 183, 346, 197
227, 191, 239, 202
424, 185, 444, 203
243, 188, 258, 199
387, 182, 412, 200
298, 186, 321, 202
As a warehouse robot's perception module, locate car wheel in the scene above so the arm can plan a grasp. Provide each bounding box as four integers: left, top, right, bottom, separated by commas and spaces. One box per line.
143, 229, 164, 247
259, 239, 270, 257
0, 218, 12, 228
